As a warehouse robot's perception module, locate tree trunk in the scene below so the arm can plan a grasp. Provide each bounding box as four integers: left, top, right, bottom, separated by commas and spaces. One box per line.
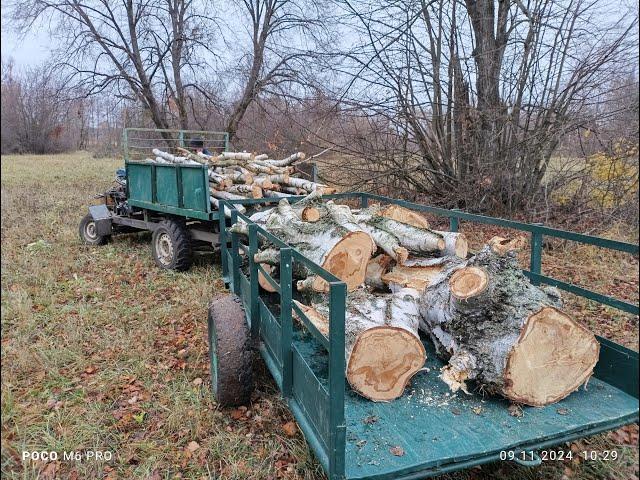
295, 288, 426, 401
419, 243, 599, 406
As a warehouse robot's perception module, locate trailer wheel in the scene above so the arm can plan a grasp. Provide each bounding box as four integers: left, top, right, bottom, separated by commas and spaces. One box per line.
79, 214, 110, 245
151, 219, 192, 271
207, 294, 253, 407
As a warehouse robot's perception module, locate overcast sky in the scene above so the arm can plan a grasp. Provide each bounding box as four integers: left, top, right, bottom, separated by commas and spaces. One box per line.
1, 4, 52, 66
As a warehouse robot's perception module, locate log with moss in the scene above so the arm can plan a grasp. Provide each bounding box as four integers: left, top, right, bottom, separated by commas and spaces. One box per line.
295, 288, 426, 401
419, 239, 600, 406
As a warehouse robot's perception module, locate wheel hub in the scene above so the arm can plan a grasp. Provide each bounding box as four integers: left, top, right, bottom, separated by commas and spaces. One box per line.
156, 233, 174, 265
85, 221, 97, 240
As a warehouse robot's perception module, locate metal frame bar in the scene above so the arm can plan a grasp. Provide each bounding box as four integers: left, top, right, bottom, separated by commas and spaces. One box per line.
123, 128, 230, 161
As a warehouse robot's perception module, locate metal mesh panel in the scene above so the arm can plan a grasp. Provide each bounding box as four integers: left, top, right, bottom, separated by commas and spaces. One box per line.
123, 128, 229, 161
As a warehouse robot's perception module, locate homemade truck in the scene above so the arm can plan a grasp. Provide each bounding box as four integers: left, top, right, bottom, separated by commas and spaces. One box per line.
81, 129, 639, 480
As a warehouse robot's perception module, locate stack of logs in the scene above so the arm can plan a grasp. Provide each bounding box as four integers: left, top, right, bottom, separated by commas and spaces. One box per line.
232, 194, 600, 406
146, 148, 335, 215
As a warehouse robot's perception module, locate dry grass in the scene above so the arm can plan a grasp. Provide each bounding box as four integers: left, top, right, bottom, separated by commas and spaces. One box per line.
1, 152, 638, 479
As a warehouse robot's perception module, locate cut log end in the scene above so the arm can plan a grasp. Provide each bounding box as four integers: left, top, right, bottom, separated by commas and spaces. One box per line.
347, 326, 426, 402
366, 254, 394, 290
258, 265, 277, 293
488, 236, 526, 256
378, 205, 430, 229
503, 307, 600, 406
394, 247, 409, 265
452, 234, 469, 258
317, 231, 375, 292
449, 266, 489, 299
301, 206, 321, 222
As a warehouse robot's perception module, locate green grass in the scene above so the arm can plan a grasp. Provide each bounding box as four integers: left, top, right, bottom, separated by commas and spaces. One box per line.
1, 152, 637, 479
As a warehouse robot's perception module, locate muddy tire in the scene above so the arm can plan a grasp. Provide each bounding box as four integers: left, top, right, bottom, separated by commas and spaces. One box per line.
207, 294, 253, 407
79, 213, 110, 245
151, 219, 192, 271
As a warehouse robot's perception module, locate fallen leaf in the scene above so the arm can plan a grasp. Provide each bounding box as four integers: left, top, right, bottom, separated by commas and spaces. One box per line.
556, 408, 570, 415
282, 421, 297, 437
84, 366, 97, 374
230, 409, 244, 420
132, 411, 146, 424
472, 406, 483, 415
390, 446, 405, 456
186, 441, 200, 452
40, 462, 58, 480
147, 469, 162, 480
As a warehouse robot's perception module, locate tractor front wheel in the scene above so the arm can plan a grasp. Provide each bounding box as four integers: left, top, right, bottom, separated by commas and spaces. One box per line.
151, 219, 192, 271
207, 294, 254, 407
79, 214, 110, 245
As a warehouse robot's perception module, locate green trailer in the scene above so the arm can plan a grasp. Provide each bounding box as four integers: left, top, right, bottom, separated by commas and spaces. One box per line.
79, 128, 228, 270
208, 193, 638, 480
81, 129, 639, 479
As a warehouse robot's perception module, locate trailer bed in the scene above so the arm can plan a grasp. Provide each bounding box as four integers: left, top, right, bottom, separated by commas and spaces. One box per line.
292, 330, 638, 480
219, 193, 639, 480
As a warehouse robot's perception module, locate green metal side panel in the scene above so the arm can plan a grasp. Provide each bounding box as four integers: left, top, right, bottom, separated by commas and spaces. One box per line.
182, 167, 207, 210
259, 300, 282, 365
291, 343, 331, 451
156, 165, 179, 206
125, 161, 215, 220
127, 163, 152, 202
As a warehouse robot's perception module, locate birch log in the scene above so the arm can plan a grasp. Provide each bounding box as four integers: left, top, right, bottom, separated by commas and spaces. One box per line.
419, 241, 600, 406
259, 200, 376, 292
354, 209, 445, 255
295, 288, 426, 401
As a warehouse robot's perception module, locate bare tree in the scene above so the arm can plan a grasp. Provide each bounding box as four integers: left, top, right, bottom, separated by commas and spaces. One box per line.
223, 0, 330, 143
1, 59, 80, 153
10, 0, 218, 131
326, 0, 638, 213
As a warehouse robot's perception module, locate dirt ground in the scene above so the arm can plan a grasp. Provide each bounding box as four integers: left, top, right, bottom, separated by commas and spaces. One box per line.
1, 152, 638, 479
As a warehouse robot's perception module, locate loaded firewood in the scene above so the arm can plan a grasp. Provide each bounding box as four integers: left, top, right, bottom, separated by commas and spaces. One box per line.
246, 200, 377, 292
418, 238, 599, 406
146, 149, 330, 213
295, 288, 426, 402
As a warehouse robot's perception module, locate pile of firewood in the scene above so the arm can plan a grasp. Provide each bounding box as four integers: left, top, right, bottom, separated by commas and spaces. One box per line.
146, 148, 335, 215
231, 194, 600, 406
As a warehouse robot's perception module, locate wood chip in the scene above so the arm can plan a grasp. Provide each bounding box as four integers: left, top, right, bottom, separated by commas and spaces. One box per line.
390, 446, 405, 456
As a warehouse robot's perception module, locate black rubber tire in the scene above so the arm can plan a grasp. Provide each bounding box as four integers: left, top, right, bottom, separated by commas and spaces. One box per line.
207, 294, 254, 407
78, 213, 110, 245
151, 219, 192, 271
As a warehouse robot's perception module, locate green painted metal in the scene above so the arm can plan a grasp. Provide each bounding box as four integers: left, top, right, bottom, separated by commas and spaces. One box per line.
217, 194, 639, 480
449, 208, 461, 232
280, 248, 294, 397
248, 224, 260, 339
125, 160, 217, 220
156, 165, 179, 205
328, 281, 346, 480
122, 128, 229, 160
529, 223, 544, 286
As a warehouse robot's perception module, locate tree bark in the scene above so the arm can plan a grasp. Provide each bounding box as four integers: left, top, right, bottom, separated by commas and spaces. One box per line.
295, 288, 426, 401
252, 200, 376, 292
419, 243, 599, 406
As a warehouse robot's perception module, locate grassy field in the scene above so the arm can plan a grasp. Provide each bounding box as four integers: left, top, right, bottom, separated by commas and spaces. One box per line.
1, 152, 638, 479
